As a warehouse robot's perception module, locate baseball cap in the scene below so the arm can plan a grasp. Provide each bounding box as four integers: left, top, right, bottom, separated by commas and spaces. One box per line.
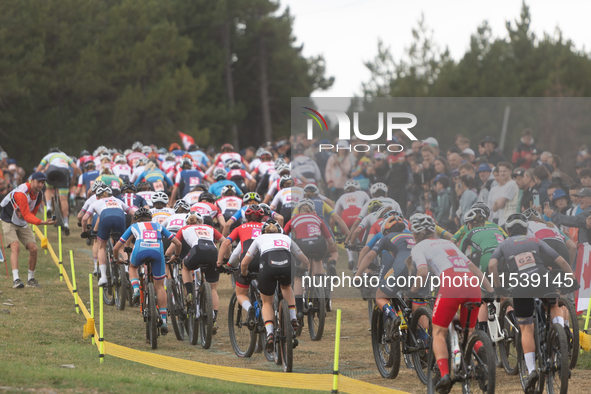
477, 163, 492, 173
462, 148, 475, 156
337, 140, 350, 148
31, 172, 47, 182
574, 187, 591, 197
451, 169, 460, 178
512, 167, 526, 178
552, 189, 567, 201
422, 137, 438, 148
434, 173, 448, 183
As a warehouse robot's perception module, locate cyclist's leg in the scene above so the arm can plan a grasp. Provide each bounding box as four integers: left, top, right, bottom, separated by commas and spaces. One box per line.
152, 253, 168, 326
513, 297, 536, 373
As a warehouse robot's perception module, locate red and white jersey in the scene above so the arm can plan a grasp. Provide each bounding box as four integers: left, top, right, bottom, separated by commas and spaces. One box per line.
528, 221, 566, 243
246, 233, 301, 257
270, 186, 304, 209
162, 213, 187, 233
137, 191, 155, 208
358, 197, 401, 219
335, 191, 370, 225
214, 152, 242, 167
77, 155, 95, 168
216, 196, 242, 216
411, 238, 471, 277
176, 224, 222, 247
227, 169, 254, 182
190, 202, 221, 218
252, 161, 275, 177
127, 152, 147, 167
150, 207, 174, 225
227, 222, 263, 248
284, 213, 331, 239
130, 165, 146, 182
86, 196, 131, 216
183, 191, 203, 206
161, 160, 177, 173
112, 163, 132, 180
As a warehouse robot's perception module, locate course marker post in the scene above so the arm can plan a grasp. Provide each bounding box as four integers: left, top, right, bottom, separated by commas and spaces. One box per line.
332, 309, 342, 394
99, 286, 104, 363
89, 273, 95, 345
70, 250, 79, 314
43, 207, 47, 255
585, 299, 591, 334
58, 226, 63, 281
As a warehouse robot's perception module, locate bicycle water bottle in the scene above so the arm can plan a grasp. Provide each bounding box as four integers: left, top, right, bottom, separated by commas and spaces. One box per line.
450, 322, 461, 368
254, 300, 260, 319
487, 301, 499, 341
397, 310, 407, 329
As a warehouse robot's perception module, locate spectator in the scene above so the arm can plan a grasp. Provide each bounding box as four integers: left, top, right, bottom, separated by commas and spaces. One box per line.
566, 184, 584, 242
576, 145, 591, 168
551, 189, 570, 214
422, 137, 439, 156
410, 140, 423, 160
325, 141, 352, 200
511, 128, 537, 169
476, 163, 493, 203
292, 144, 323, 184
547, 154, 574, 186
456, 174, 478, 225
456, 136, 471, 151
533, 165, 552, 207
520, 168, 538, 211
479, 135, 507, 165
432, 175, 453, 229
462, 148, 475, 163
545, 187, 591, 245
433, 156, 451, 178
448, 152, 462, 170
577, 168, 591, 188
487, 161, 518, 225
546, 183, 562, 205
350, 149, 371, 191
511, 167, 526, 212
0, 172, 56, 288
446, 146, 462, 159
413, 145, 437, 187
385, 149, 409, 209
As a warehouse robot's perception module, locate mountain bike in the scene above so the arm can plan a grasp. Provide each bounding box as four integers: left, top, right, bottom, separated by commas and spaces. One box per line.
138, 256, 165, 350
186, 265, 214, 349
371, 291, 432, 383
427, 301, 496, 394
497, 297, 520, 375
557, 296, 579, 369
99, 231, 126, 309
301, 268, 326, 341
166, 256, 187, 341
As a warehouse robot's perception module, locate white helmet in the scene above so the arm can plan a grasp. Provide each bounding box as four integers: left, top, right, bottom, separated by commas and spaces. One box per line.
370, 182, 388, 197
123, 149, 133, 156
165, 152, 176, 161
221, 185, 236, 195
463, 207, 487, 224
409, 213, 436, 234
277, 163, 290, 175
100, 152, 111, 161
344, 179, 360, 191
95, 185, 113, 196
274, 158, 286, 170
132, 141, 143, 151
213, 168, 227, 180
91, 180, 106, 193
114, 155, 126, 164
174, 200, 190, 212
185, 211, 203, 225
296, 198, 315, 212
134, 157, 147, 167
152, 191, 169, 205
141, 146, 152, 155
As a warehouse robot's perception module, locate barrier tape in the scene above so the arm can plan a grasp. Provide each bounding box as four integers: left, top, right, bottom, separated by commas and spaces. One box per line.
33, 226, 406, 394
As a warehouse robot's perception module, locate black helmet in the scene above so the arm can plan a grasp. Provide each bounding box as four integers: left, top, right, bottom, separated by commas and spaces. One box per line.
198, 192, 216, 203
262, 219, 283, 234
505, 213, 528, 234
49, 147, 60, 153
133, 207, 152, 221
80, 150, 90, 156
121, 182, 136, 193
470, 202, 491, 219
137, 181, 152, 191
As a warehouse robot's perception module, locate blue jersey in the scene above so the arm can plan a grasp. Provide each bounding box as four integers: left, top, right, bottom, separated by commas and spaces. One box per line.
176, 169, 205, 198
120, 221, 173, 245
117, 193, 148, 209
171, 149, 186, 157
209, 180, 243, 198
79, 170, 100, 191
231, 205, 249, 223
189, 150, 209, 166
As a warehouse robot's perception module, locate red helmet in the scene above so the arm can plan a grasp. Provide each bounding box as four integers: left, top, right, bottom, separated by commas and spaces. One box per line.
221, 143, 234, 152
244, 204, 264, 222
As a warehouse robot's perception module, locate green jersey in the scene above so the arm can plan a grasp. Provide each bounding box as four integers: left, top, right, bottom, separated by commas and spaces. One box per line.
460, 225, 506, 272
452, 220, 507, 243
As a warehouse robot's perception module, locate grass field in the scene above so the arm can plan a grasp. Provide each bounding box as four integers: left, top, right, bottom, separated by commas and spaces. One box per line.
2, 223, 591, 393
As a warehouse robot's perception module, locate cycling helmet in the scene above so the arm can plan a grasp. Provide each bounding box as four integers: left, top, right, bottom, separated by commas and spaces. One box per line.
185, 211, 203, 225
463, 207, 487, 224
228, 160, 242, 170
84, 161, 95, 169
80, 150, 90, 156
96, 145, 108, 154
259, 203, 272, 217
221, 185, 236, 195
297, 198, 315, 213
141, 146, 152, 155
134, 207, 152, 221
245, 204, 264, 221
367, 199, 384, 214
198, 192, 216, 203
99, 152, 111, 161
158, 148, 168, 155
137, 181, 152, 191
470, 202, 491, 220
180, 157, 193, 169
262, 219, 283, 234
114, 155, 126, 164
409, 213, 436, 233
303, 184, 319, 195
382, 216, 405, 234
174, 200, 191, 213
95, 185, 112, 196
48, 147, 60, 153
505, 213, 528, 233
132, 141, 143, 151
213, 168, 227, 181
123, 149, 133, 156
523, 207, 542, 221
274, 158, 286, 170
260, 150, 272, 159
165, 152, 176, 161
370, 182, 388, 196
277, 163, 290, 175
121, 182, 136, 193
376, 205, 391, 218
91, 180, 106, 193
344, 180, 361, 191
243, 192, 261, 204
152, 191, 169, 205
279, 175, 293, 188
381, 209, 398, 221
221, 143, 234, 152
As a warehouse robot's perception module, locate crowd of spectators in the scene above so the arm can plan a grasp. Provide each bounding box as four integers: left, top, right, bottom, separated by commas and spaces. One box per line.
0, 150, 25, 201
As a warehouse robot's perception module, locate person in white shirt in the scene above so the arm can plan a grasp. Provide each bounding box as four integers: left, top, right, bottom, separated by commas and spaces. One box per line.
487, 161, 518, 226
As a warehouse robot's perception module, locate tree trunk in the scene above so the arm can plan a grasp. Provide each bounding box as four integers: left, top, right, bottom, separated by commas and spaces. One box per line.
259, 34, 272, 143
222, 19, 239, 148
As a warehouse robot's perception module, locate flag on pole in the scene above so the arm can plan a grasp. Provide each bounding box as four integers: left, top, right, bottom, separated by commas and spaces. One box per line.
178, 132, 195, 150
575, 243, 591, 313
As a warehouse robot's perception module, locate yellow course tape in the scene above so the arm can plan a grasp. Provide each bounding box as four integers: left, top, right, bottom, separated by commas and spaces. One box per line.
34, 226, 407, 394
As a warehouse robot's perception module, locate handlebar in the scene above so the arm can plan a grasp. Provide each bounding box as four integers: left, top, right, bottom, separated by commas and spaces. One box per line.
345, 243, 364, 252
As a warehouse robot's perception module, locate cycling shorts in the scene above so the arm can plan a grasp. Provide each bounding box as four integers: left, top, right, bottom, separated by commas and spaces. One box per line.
236, 251, 260, 289
184, 240, 219, 283
131, 244, 165, 280
431, 269, 481, 328
295, 236, 327, 261
46, 165, 70, 189
258, 250, 291, 296
97, 209, 125, 241
378, 263, 409, 298
91, 213, 98, 236
543, 239, 570, 269
280, 205, 293, 224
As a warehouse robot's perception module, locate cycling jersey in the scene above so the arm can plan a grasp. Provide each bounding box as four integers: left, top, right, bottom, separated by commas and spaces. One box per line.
188, 150, 209, 166
86, 197, 131, 216
95, 174, 123, 193
252, 161, 275, 178
216, 196, 242, 221
120, 221, 173, 280
126, 152, 147, 167
116, 193, 148, 210
527, 221, 566, 243
335, 191, 370, 227
284, 213, 331, 240
111, 164, 132, 182
175, 169, 206, 198
291, 155, 321, 182
176, 224, 223, 247
77, 170, 100, 191
134, 169, 173, 191
227, 169, 255, 183
150, 207, 174, 225
372, 232, 416, 297
227, 222, 262, 247
460, 226, 505, 273
39, 153, 73, 169
412, 238, 472, 277
162, 214, 187, 233
80, 194, 98, 214
358, 197, 401, 219
270, 186, 303, 210
214, 152, 242, 168
137, 191, 155, 208
209, 179, 243, 198
161, 160, 177, 177
452, 221, 507, 243
182, 191, 203, 206
130, 165, 146, 182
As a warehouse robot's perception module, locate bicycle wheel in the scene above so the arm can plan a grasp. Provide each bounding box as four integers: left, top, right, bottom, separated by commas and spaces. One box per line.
199, 281, 214, 349
409, 306, 432, 385
498, 297, 519, 375
307, 285, 326, 341
278, 299, 293, 372
465, 329, 496, 394
557, 297, 579, 369
101, 261, 115, 306
167, 279, 185, 341
426, 342, 442, 394
187, 288, 199, 346
52, 194, 63, 228
112, 249, 126, 311
518, 315, 545, 394
546, 323, 569, 394
370, 306, 400, 379
147, 282, 158, 350
228, 292, 256, 357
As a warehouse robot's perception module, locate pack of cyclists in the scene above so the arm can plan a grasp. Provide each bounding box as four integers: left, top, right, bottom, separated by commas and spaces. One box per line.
31, 141, 583, 392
